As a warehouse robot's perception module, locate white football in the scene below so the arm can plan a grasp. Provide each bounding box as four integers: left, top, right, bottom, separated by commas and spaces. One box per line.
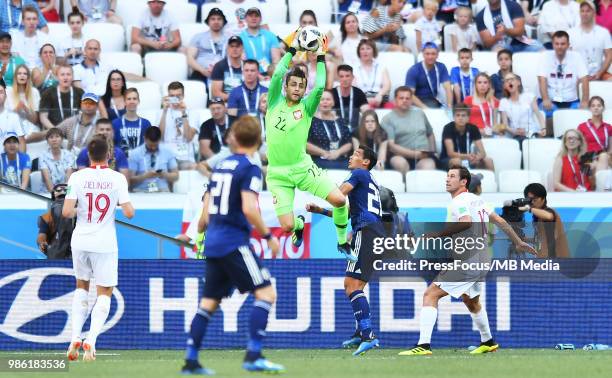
297, 25, 322, 52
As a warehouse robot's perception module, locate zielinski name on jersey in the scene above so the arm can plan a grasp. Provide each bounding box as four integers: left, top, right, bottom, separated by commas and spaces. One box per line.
82, 180, 114, 190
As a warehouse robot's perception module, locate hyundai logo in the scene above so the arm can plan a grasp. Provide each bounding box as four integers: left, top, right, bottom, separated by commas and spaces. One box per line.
0, 268, 124, 343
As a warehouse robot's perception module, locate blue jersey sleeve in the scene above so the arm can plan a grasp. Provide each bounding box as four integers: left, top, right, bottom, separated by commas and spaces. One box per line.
20, 153, 31, 170
240, 164, 263, 193
76, 149, 88, 168
346, 169, 365, 188
450, 67, 460, 84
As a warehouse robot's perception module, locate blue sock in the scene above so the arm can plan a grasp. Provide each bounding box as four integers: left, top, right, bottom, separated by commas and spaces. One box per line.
349, 290, 372, 339
185, 308, 212, 361
246, 300, 272, 362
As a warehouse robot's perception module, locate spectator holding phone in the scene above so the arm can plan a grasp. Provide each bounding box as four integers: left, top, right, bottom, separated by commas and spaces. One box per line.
128, 126, 178, 193
577, 96, 611, 174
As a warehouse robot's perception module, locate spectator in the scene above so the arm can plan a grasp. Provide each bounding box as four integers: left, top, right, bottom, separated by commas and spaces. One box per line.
464, 72, 499, 137
36, 183, 74, 259
30, 92, 100, 153
0, 83, 25, 153
128, 126, 178, 193
335, 12, 363, 67
31, 43, 59, 91
596, 0, 612, 33
9, 5, 52, 69
303, 51, 336, 94
577, 96, 611, 173
39, 64, 84, 130
338, 0, 375, 15
382, 86, 437, 174
352, 109, 388, 170
568, 0, 612, 81
362, 0, 407, 52
490, 49, 513, 99
333, 64, 369, 131
307, 90, 353, 169
1, 0, 48, 33
100, 69, 126, 121
210, 36, 244, 102
39, 127, 74, 193
447, 5, 479, 52
198, 97, 235, 162
450, 48, 479, 103
415, 0, 442, 52
0, 31, 26, 87
404, 42, 452, 109
6, 64, 39, 134
257, 92, 267, 164
70, 0, 121, 24
131, 0, 181, 55
553, 129, 593, 191
56, 10, 86, 66
76, 118, 129, 180
239, 7, 280, 75
227, 59, 268, 117
538, 0, 580, 49
499, 72, 546, 145
440, 103, 494, 170
112, 88, 152, 154
186, 7, 230, 86
159, 81, 198, 169
476, 0, 544, 52
353, 39, 391, 108
0, 132, 31, 190
36, 0, 59, 23
538, 31, 589, 133
519, 0, 547, 29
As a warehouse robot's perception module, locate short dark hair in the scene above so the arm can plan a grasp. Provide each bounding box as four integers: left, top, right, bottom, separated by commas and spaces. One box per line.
448, 165, 471, 189
357, 38, 378, 59
67, 10, 84, 22
87, 135, 109, 162
46, 127, 64, 140
337, 64, 354, 74
125, 87, 139, 99
285, 67, 307, 86
232, 115, 261, 148
589, 95, 605, 108
453, 102, 471, 116
358, 144, 377, 170
394, 86, 412, 98
552, 30, 570, 42
524, 183, 547, 200
458, 47, 472, 57
497, 49, 512, 60
243, 59, 260, 70
167, 81, 184, 94
144, 126, 162, 142
95, 118, 112, 127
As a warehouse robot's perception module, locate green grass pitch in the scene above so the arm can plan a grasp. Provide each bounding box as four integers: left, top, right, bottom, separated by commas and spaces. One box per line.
2, 349, 611, 378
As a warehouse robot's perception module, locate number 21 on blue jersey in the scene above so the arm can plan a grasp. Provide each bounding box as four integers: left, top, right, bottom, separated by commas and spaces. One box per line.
367, 183, 382, 216
209, 172, 233, 215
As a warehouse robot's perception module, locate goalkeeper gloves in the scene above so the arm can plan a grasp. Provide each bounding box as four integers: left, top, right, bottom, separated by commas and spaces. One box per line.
316, 34, 329, 56
288, 27, 303, 51
195, 232, 205, 259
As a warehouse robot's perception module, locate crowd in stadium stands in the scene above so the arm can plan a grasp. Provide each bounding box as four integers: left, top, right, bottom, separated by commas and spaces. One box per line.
0, 0, 610, 194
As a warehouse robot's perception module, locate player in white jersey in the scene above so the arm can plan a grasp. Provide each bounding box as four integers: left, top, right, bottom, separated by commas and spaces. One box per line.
400, 166, 535, 356
62, 135, 134, 362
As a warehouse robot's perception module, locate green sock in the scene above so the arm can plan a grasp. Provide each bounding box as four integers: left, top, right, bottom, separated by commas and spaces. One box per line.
332, 204, 349, 245
293, 215, 304, 232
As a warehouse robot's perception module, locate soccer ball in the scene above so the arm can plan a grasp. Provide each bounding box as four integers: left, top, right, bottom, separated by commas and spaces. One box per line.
297, 25, 322, 52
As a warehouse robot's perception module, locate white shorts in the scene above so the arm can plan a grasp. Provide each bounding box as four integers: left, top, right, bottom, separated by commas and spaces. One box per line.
72, 250, 118, 287
434, 279, 482, 299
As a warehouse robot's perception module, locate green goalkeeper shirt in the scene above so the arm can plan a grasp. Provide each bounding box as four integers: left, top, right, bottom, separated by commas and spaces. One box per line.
265, 50, 326, 167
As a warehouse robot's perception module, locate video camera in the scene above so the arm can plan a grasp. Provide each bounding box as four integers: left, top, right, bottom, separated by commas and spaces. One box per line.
500, 197, 532, 257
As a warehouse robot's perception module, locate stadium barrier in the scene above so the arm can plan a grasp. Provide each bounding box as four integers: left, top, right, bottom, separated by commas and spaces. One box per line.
1, 260, 611, 350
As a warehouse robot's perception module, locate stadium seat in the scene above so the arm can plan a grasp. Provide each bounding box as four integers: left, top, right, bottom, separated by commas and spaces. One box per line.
168, 2, 197, 24
582, 81, 612, 105
289, 0, 333, 24
471, 52, 499, 75
552, 109, 590, 139
513, 52, 540, 94
162, 80, 208, 110
194, 109, 212, 125
190, 170, 209, 192
498, 169, 543, 193
116, 0, 147, 28
470, 169, 497, 192
319, 23, 341, 42
595, 170, 611, 192
258, 0, 289, 24
47, 23, 70, 43
26, 141, 48, 162
522, 139, 562, 180
481, 138, 521, 179
326, 169, 351, 185
173, 170, 192, 194
402, 23, 417, 54
179, 23, 209, 48
378, 52, 415, 98
371, 170, 405, 193
83, 23, 126, 52
127, 81, 162, 110
102, 52, 143, 76
29, 171, 42, 193
268, 23, 296, 40
144, 53, 188, 86
374, 108, 392, 122
405, 170, 447, 192
423, 108, 451, 153
434, 52, 458, 72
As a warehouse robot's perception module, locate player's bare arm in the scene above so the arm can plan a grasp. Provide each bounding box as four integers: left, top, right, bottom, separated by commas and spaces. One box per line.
62, 198, 78, 218
489, 212, 537, 255
120, 201, 135, 219
197, 192, 210, 234
427, 215, 472, 238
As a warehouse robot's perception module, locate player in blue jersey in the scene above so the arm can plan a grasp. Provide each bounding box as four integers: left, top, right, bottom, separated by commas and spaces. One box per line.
307, 145, 384, 356
181, 116, 284, 375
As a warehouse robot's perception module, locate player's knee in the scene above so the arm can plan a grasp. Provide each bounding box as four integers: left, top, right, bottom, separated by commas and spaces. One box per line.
343, 278, 364, 296
255, 285, 276, 304
463, 296, 481, 313
327, 191, 346, 208
200, 297, 220, 313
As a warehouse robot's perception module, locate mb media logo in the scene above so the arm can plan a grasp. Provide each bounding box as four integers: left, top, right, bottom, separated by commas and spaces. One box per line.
0, 268, 124, 343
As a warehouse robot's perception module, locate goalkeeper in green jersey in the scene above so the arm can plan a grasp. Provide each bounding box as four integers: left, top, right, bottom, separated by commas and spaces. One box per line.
265, 28, 354, 261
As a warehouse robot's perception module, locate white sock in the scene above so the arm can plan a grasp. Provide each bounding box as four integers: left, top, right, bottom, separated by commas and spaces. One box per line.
417, 306, 437, 345
86, 295, 111, 348
470, 309, 492, 342
71, 288, 89, 342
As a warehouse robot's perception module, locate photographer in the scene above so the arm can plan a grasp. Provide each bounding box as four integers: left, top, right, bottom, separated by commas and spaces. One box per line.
520, 183, 569, 258
36, 184, 74, 259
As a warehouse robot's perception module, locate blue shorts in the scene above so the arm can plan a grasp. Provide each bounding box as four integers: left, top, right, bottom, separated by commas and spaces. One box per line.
346, 223, 386, 282
203, 246, 272, 300
538, 98, 580, 118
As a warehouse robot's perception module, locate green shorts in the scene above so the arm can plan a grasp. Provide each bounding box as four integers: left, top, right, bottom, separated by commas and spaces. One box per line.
266, 159, 337, 216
